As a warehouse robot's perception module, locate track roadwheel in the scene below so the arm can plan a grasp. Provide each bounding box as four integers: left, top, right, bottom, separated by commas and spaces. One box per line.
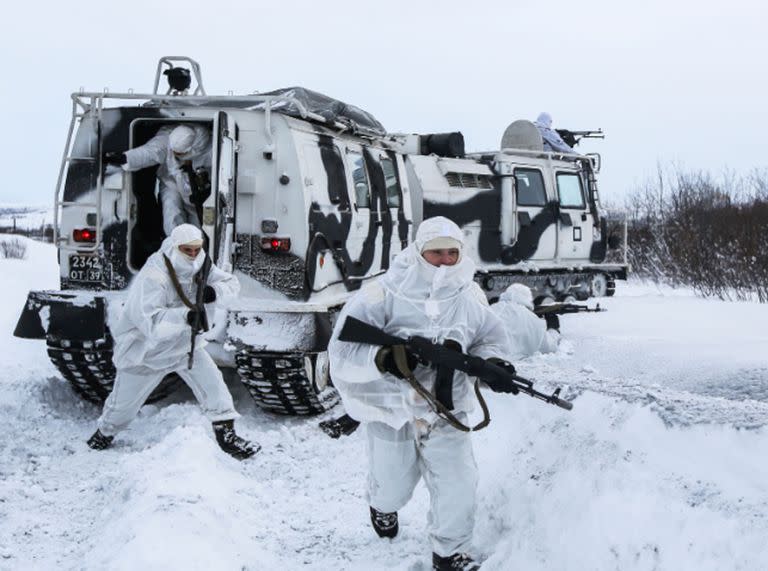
589, 273, 609, 297
46, 338, 178, 404
235, 350, 340, 416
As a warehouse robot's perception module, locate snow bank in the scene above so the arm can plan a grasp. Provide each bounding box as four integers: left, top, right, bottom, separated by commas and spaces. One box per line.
474, 391, 768, 570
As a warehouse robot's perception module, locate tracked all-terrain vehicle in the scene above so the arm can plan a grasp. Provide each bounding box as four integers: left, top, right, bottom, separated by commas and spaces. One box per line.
14, 57, 627, 414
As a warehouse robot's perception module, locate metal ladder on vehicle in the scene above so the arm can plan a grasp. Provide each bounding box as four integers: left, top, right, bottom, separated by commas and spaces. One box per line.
53, 93, 105, 254
584, 154, 602, 221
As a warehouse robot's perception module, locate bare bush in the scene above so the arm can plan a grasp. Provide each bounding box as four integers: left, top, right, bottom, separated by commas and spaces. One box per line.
0, 237, 28, 260
625, 167, 768, 302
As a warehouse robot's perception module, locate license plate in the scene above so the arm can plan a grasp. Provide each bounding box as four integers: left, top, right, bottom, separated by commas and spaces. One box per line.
68, 254, 103, 282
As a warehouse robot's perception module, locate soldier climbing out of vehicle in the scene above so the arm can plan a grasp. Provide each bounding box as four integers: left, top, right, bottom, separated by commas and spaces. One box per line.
327, 217, 526, 571
87, 224, 258, 460
104, 124, 212, 236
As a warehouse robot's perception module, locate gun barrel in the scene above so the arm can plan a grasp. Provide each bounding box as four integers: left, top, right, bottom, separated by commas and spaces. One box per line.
571, 129, 604, 135
534, 303, 604, 316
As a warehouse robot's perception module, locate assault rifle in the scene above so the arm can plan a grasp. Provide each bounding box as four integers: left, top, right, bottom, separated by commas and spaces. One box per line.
338, 316, 573, 411
556, 128, 605, 148
534, 302, 604, 317
187, 183, 212, 369
187, 252, 212, 369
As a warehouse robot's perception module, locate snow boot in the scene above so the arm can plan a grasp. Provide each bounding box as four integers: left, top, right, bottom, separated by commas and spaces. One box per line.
87, 429, 114, 450
432, 552, 481, 571
212, 420, 260, 460
370, 506, 399, 538
319, 413, 361, 439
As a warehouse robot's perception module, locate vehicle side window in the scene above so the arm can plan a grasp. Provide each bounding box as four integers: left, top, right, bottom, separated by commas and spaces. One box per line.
381, 157, 401, 208
514, 168, 547, 206
347, 151, 370, 208
557, 173, 585, 209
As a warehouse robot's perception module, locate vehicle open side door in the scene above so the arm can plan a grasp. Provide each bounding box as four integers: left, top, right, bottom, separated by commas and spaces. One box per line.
210, 112, 238, 271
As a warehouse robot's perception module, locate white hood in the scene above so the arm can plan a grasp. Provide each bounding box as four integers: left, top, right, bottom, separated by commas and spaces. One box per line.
161, 224, 205, 279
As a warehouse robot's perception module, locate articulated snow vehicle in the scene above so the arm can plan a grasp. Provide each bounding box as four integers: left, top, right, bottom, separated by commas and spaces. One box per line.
14, 57, 627, 415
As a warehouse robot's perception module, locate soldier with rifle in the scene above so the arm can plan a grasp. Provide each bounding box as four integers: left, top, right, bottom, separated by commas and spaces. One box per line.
86, 224, 258, 460
492, 284, 562, 359
318, 288, 594, 438
327, 217, 571, 571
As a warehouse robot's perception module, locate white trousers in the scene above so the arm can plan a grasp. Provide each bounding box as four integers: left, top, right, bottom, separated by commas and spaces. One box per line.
98, 349, 238, 436
366, 417, 478, 557
159, 185, 200, 236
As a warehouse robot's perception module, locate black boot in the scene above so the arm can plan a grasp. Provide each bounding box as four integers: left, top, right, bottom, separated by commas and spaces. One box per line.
370, 506, 398, 538
432, 552, 481, 571
319, 414, 361, 439
87, 429, 114, 450
212, 420, 260, 460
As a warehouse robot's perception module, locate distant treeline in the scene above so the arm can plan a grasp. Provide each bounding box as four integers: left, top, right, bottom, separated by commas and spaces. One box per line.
0, 225, 54, 243
614, 167, 768, 302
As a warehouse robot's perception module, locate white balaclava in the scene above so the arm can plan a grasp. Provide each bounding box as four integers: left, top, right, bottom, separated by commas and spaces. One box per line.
163, 224, 204, 278
499, 283, 534, 310
169, 125, 196, 154
535, 112, 553, 129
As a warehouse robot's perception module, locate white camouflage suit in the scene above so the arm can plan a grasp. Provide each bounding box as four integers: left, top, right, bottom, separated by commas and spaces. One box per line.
492, 284, 560, 360
122, 124, 212, 236
97, 224, 240, 436
533, 112, 575, 154
328, 217, 514, 557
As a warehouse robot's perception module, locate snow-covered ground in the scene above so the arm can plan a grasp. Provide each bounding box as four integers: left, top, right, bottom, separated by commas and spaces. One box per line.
1, 236, 766, 570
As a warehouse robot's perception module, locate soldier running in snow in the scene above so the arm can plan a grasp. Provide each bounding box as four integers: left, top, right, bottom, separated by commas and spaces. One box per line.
87, 224, 258, 460
328, 217, 522, 571
104, 124, 212, 236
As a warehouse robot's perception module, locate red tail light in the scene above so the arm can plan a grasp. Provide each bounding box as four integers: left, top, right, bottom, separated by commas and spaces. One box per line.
260, 237, 291, 252
73, 228, 96, 243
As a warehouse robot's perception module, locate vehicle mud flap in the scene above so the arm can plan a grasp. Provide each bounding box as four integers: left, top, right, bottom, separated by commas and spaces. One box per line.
13, 293, 47, 339
589, 217, 609, 263
235, 350, 340, 415
14, 291, 106, 340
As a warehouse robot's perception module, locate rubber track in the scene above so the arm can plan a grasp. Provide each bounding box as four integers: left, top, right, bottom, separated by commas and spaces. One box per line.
46, 338, 177, 404
235, 350, 340, 416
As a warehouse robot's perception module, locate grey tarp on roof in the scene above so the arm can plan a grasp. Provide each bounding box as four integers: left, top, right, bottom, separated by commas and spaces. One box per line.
252, 87, 386, 136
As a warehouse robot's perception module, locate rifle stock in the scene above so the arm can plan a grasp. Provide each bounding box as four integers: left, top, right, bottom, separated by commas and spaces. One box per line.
337, 316, 573, 411
338, 316, 405, 347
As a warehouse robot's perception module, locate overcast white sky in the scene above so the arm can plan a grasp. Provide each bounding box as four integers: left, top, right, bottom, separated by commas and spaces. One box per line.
1, 0, 766, 208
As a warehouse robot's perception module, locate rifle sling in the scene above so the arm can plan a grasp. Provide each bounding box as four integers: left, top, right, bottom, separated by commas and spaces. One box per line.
162, 254, 197, 310
392, 345, 491, 433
